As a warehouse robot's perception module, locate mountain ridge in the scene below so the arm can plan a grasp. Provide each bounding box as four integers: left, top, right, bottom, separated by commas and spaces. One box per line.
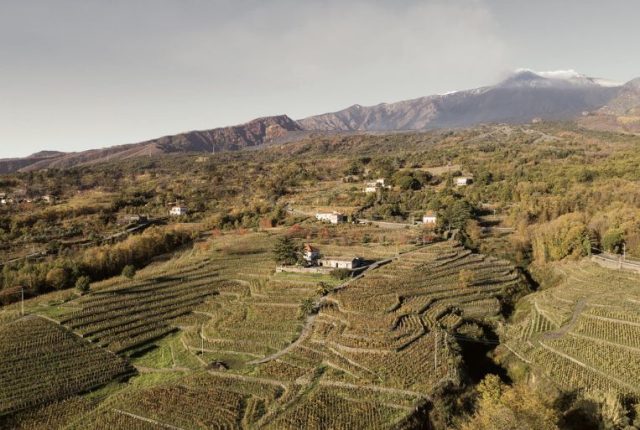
0, 115, 302, 173
2, 70, 639, 174
298, 70, 625, 131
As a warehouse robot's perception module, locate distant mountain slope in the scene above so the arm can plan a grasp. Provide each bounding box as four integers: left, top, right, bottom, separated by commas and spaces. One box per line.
0, 115, 302, 173
299, 70, 624, 131
578, 78, 640, 134
0, 151, 65, 174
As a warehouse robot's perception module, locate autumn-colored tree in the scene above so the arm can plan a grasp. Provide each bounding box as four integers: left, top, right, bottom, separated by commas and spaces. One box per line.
459, 375, 560, 430
45, 267, 68, 290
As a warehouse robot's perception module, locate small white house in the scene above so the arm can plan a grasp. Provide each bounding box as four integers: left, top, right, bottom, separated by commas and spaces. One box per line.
364, 178, 389, 193
303, 243, 320, 264
456, 177, 472, 186
364, 183, 378, 193
315, 212, 346, 224
42, 195, 55, 204
318, 256, 362, 270
422, 211, 437, 225
170, 206, 188, 216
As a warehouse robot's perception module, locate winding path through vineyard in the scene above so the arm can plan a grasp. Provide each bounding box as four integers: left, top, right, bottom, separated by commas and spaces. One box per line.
248, 256, 396, 365
540, 297, 587, 341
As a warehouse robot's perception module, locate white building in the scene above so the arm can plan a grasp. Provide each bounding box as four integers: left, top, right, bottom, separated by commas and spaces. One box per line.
456, 177, 472, 186
315, 212, 346, 224
364, 178, 389, 193
318, 256, 362, 270
364, 183, 378, 193
422, 211, 437, 225
170, 206, 188, 216
303, 243, 320, 264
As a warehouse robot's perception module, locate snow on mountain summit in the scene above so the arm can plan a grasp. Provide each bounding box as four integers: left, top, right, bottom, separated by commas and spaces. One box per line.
510, 68, 621, 87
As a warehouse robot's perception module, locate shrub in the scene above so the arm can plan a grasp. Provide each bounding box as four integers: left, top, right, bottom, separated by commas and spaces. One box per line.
75, 276, 91, 293
602, 228, 624, 254
121, 265, 136, 279
330, 268, 352, 281
297, 298, 315, 319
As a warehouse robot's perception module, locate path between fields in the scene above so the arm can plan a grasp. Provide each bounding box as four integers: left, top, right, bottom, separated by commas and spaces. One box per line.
318, 380, 427, 399
248, 248, 420, 365
539, 297, 587, 341
112, 409, 185, 430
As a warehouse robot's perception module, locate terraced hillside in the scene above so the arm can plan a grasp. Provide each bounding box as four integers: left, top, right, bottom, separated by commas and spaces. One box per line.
58, 254, 220, 355
0, 315, 133, 416
502, 260, 640, 396
248, 241, 522, 429
61, 240, 521, 429
1, 233, 524, 429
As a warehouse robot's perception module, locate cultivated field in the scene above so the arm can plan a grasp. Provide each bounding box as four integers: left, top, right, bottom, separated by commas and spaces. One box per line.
0, 229, 524, 428
502, 260, 640, 396
0, 315, 133, 416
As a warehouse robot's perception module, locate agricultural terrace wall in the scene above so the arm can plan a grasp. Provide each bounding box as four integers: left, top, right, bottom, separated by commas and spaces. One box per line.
591, 255, 640, 274
275, 265, 335, 274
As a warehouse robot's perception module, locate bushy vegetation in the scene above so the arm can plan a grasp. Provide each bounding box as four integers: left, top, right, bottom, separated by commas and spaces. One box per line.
0, 226, 194, 302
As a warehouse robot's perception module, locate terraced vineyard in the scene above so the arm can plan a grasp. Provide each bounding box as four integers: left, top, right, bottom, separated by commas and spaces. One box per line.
57, 254, 220, 354
0, 315, 133, 416
502, 260, 640, 396
181, 247, 337, 365
1, 233, 524, 428
112, 239, 517, 430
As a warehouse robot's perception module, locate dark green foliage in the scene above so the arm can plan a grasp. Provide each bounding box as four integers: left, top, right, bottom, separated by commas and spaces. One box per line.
330, 268, 352, 280
602, 228, 624, 254
272, 236, 300, 265
297, 297, 315, 319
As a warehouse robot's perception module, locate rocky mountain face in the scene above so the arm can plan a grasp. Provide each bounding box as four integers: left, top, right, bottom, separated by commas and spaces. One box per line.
298, 70, 624, 131
0, 115, 302, 173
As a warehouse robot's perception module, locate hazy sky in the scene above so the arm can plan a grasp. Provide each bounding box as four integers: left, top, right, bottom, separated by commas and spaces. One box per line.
1, 0, 639, 158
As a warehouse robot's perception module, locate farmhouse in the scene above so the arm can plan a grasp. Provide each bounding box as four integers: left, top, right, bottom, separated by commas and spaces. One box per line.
170, 206, 188, 216
303, 243, 320, 264
315, 212, 346, 224
121, 214, 148, 225
318, 256, 363, 270
364, 178, 390, 193
422, 211, 437, 225
455, 177, 472, 186
42, 195, 55, 204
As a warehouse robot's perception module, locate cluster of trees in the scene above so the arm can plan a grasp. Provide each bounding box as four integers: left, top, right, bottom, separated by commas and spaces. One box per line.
459, 374, 640, 430
0, 226, 194, 302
